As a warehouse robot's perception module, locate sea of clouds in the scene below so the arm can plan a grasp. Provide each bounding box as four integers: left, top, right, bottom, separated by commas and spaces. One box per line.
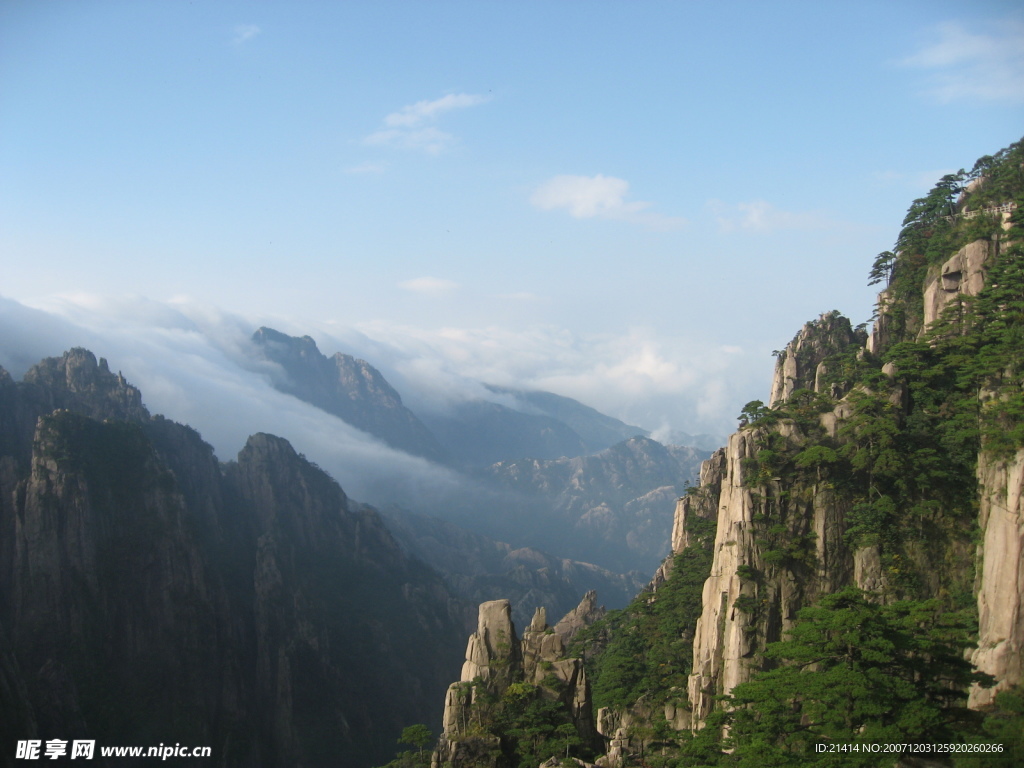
0, 292, 769, 507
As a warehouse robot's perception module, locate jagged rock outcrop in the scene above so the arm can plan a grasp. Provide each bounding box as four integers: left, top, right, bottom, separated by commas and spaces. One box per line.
0, 348, 148, 463
685, 232, 1022, 728
768, 311, 866, 406
594, 692, 690, 768
672, 449, 726, 556
553, 590, 606, 646
540, 758, 598, 768
435, 596, 600, 767
0, 350, 467, 768
686, 412, 859, 724
922, 237, 999, 328
460, 599, 522, 690
522, 607, 595, 742
581, 146, 1024, 765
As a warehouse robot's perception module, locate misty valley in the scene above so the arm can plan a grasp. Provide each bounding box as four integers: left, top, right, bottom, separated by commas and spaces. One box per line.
3, 138, 1024, 768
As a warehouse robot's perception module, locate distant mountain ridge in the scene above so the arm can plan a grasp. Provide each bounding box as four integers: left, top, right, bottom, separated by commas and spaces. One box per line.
481, 436, 710, 573
378, 506, 646, 627
250, 326, 653, 468
251, 326, 448, 462
247, 327, 707, 577
483, 384, 648, 454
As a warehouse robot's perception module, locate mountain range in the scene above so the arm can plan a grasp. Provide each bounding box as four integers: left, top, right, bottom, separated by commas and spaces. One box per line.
6, 137, 1021, 768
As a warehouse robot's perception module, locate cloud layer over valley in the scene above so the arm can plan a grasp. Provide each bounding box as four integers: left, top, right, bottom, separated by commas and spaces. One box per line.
0, 293, 759, 508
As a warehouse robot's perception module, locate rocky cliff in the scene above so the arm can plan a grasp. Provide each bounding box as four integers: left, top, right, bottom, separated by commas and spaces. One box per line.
687, 228, 1023, 729
0, 349, 467, 768
970, 446, 1024, 709
432, 597, 601, 767
571, 139, 1024, 765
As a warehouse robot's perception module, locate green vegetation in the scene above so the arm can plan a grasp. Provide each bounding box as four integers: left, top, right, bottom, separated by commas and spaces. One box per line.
883, 137, 1023, 338
375, 139, 1024, 768
373, 725, 434, 768
727, 588, 984, 766
566, 138, 1024, 766
955, 686, 1024, 767
675, 588, 989, 767
379, 678, 590, 768
573, 514, 716, 715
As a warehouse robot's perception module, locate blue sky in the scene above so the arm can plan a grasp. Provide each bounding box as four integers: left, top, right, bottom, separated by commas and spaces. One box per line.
2, 1, 1023, 447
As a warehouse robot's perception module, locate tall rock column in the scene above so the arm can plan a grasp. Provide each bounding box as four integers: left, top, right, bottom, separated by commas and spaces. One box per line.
441, 599, 521, 738
970, 447, 1024, 708
686, 431, 761, 724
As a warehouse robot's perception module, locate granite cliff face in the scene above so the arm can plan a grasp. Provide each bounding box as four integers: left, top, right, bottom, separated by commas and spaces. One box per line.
767, 311, 867, 406
570, 142, 1024, 765
970, 446, 1024, 708
686, 231, 1023, 728
0, 349, 466, 768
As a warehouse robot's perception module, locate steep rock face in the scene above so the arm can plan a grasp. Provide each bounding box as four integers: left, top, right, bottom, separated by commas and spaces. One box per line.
581, 147, 1024, 765
0, 350, 467, 768
685, 426, 854, 724
0, 619, 37, 749
671, 449, 726, 555
685, 235, 1022, 728
553, 590, 606, 646
922, 238, 997, 328
768, 312, 866, 406
11, 410, 228, 749
0, 348, 147, 462
21, 348, 149, 424
435, 596, 599, 767
459, 599, 522, 690
251, 327, 446, 462
970, 447, 1024, 707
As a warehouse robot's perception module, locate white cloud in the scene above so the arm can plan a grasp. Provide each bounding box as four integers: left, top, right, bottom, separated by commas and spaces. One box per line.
709, 199, 836, 233
363, 93, 490, 154
348, 320, 765, 436
497, 292, 546, 303
232, 24, 261, 45
383, 93, 490, 128
530, 174, 684, 230
901, 20, 1024, 104
0, 292, 777, 544
364, 126, 455, 155
345, 161, 388, 175
0, 294, 466, 507
398, 277, 460, 297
